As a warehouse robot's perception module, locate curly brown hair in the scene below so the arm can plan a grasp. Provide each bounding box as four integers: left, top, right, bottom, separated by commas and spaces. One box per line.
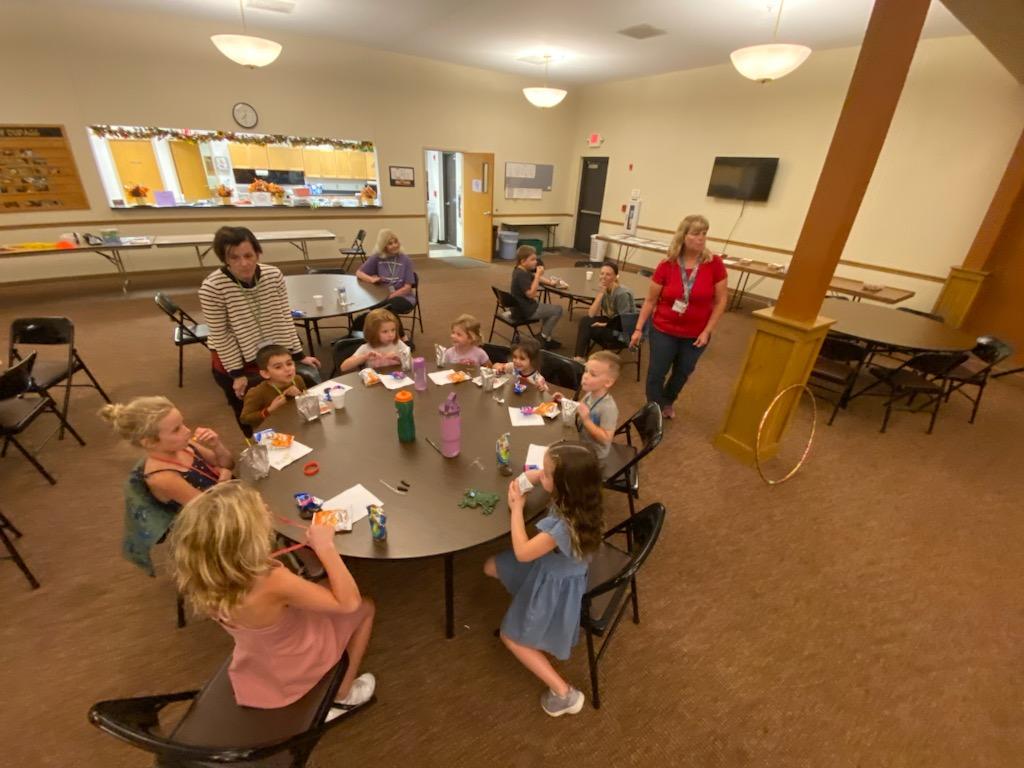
547, 441, 604, 557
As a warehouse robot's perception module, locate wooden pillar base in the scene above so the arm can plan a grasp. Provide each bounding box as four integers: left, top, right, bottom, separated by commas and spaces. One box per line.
933, 266, 989, 328
714, 308, 834, 465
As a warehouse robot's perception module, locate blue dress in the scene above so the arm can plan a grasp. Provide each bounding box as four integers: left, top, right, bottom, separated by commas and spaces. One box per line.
495, 508, 589, 660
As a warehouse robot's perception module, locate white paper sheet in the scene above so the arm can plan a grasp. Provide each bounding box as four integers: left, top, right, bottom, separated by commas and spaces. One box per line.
508, 407, 545, 427
321, 484, 384, 526
306, 378, 353, 397
472, 373, 512, 388
506, 162, 536, 179
428, 369, 472, 386
524, 443, 549, 470
380, 373, 414, 390
268, 440, 313, 471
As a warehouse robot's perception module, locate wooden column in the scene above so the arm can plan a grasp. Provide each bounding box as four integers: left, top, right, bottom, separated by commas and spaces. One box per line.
933, 126, 1024, 327
715, 0, 931, 464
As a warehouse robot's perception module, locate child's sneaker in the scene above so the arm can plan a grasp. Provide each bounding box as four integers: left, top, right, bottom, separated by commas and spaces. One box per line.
326, 673, 376, 721
540, 686, 585, 717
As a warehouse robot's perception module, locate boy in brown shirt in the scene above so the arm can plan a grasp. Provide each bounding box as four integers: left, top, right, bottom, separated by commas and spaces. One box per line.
240, 344, 308, 428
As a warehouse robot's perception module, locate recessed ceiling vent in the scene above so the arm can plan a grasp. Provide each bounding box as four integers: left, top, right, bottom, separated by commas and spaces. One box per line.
617, 24, 667, 40
245, 0, 297, 13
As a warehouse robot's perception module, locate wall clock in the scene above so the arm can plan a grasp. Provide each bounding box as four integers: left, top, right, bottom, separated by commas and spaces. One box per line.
232, 102, 258, 129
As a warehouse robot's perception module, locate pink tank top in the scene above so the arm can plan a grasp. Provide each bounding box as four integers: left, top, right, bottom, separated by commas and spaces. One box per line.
219, 604, 365, 709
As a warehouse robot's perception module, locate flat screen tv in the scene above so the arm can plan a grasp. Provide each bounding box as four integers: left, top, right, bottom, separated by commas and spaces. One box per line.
707, 157, 778, 202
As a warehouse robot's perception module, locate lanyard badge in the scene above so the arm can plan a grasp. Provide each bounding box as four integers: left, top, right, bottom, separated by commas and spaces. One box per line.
673, 262, 699, 314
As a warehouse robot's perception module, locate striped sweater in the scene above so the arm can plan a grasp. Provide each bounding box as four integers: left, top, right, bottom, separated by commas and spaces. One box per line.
198, 264, 304, 375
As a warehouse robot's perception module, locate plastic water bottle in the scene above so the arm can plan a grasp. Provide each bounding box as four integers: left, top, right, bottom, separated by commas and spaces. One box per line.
439, 392, 461, 457
394, 390, 415, 443
412, 357, 428, 391
337, 286, 348, 306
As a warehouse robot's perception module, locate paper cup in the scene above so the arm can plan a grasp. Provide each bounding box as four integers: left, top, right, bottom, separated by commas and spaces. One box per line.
585, 270, 593, 281
313, 294, 324, 308
332, 387, 346, 410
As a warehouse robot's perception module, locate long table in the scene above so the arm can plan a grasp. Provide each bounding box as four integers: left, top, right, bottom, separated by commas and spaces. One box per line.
0, 236, 155, 292
498, 221, 560, 250
593, 232, 915, 307
154, 229, 337, 267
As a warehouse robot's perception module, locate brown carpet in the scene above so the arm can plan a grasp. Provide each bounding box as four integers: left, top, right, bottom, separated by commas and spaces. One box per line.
2, 252, 1022, 767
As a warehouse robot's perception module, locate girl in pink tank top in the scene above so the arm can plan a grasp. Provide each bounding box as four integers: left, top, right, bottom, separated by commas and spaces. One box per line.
171, 482, 376, 713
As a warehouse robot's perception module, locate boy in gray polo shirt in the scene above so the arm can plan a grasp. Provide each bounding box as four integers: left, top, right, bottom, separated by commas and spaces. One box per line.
575, 351, 620, 461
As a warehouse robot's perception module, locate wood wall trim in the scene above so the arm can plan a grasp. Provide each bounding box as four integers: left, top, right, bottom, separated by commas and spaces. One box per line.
0, 212, 426, 232
599, 218, 944, 283
493, 213, 574, 219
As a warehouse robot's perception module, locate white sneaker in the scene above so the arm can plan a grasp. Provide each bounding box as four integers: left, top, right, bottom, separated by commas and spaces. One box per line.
326, 673, 376, 721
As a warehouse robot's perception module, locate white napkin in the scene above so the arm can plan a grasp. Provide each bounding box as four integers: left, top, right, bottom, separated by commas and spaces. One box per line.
380, 373, 414, 390
306, 378, 353, 397
428, 369, 471, 385
508, 407, 545, 427
268, 440, 313, 471
321, 484, 384, 526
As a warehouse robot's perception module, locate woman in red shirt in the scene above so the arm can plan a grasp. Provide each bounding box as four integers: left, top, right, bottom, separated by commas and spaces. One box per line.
630, 214, 728, 419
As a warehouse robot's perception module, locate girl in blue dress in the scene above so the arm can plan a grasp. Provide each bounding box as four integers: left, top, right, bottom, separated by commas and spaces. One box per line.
484, 441, 604, 717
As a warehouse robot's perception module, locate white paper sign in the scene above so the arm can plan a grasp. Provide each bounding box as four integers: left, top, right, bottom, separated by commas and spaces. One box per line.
471, 178, 482, 193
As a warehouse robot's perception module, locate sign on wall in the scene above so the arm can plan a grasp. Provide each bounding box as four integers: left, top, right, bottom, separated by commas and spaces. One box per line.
0, 125, 89, 213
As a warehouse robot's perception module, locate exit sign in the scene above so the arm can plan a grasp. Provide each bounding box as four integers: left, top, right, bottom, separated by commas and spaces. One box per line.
587, 133, 604, 147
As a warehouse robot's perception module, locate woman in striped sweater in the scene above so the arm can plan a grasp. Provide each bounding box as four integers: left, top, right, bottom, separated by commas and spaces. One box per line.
199, 227, 321, 431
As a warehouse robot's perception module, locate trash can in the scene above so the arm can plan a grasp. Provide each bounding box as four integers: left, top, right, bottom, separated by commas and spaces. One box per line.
498, 230, 519, 260
589, 234, 607, 263
517, 238, 544, 256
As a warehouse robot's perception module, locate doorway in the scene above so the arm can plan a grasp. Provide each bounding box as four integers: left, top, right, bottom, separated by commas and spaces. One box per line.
573, 156, 608, 253
424, 148, 494, 262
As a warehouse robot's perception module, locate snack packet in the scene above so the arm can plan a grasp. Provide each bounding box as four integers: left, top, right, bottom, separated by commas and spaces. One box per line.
360, 368, 381, 386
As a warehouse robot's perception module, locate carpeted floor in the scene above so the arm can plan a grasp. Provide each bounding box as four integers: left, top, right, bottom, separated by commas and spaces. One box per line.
1, 250, 1023, 767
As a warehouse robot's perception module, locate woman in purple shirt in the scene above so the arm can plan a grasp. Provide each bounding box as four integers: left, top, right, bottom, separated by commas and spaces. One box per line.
353, 229, 416, 332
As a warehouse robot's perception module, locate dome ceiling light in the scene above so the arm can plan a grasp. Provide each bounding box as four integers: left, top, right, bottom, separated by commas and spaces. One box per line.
730, 0, 811, 83
211, 0, 283, 68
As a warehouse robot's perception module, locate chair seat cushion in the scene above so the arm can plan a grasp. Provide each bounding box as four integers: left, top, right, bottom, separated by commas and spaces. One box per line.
0, 396, 48, 433
811, 358, 854, 384
868, 366, 943, 392
30, 359, 73, 390
943, 361, 985, 383
602, 442, 637, 487
583, 542, 633, 634
174, 324, 209, 345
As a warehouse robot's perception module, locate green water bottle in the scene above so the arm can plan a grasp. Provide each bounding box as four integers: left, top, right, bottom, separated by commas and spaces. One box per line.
395, 390, 415, 443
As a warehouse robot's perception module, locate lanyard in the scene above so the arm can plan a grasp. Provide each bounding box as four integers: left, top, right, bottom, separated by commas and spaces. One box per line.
150, 447, 221, 484
270, 377, 298, 396
577, 393, 607, 431
679, 262, 700, 306
380, 256, 401, 283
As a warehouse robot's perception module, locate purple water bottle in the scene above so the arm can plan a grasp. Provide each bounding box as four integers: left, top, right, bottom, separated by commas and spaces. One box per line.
439, 392, 461, 458
413, 356, 428, 391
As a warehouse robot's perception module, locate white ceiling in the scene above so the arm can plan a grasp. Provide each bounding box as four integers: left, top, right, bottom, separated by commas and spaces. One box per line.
68, 0, 968, 84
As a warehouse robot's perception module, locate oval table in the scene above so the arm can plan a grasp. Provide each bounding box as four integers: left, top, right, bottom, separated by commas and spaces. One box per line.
258, 369, 571, 637
543, 267, 649, 307
822, 298, 976, 352
285, 274, 389, 353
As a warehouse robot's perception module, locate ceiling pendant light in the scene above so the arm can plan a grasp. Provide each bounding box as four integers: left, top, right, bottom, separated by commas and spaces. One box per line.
730, 0, 810, 83
211, 0, 282, 68
522, 55, 567, 108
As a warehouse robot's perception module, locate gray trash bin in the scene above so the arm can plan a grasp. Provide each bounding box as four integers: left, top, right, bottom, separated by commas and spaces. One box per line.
498, 230, 519, 261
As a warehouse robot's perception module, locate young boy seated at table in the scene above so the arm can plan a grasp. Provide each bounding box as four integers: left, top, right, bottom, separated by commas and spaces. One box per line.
574, 351, 620, 461
240, 344, 308, 429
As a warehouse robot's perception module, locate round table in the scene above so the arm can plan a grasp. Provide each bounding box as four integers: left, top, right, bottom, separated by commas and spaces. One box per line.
822, 298, 976, 352
285, 274, 389, 352
543, 267, 649, 305
258, 369, 570, 637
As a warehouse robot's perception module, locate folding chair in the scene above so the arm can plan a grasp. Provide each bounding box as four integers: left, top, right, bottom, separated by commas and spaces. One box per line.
941, 336, 1014, 424
0, 352, 86, 485
89, 652, 370, 767
808, 335, 869, 425
602, 402, 663, 516
393, 272, 424, 343
331, 337, 367, 374
866, 351, 968, 434
154, 293, 210, 388
8, 317, 110, 438
587, 312, 644, 382
581, 502, 666, 708
487, 287, 542, 345
338, 229, 367, 272
0, 504, 40, 590
539, 350, 584, 398
482, 343, 510, 365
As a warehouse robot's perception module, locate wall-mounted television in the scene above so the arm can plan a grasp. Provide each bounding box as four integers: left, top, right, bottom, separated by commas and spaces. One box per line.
707, 157, 779, 202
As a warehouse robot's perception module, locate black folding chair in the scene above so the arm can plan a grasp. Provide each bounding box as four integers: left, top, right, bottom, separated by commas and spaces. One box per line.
941, 336, 1014, 424
481, 343, 510, 365
306, 267, 348, 275
0, 504, 40, 590
602, 402, 663, 516
331, 337, 367, 375
393, 272, 424, 343
587, 312, 644, 382
539, 350, 583, 398
9, 317, 110, 438
0, 352, 86, 485
866, 351, 968, 434
154, 293, 210, 388
89, 652, 370, 767
808, 335, 869, 425
581, 502, 666, 708
338, 229, 367, 272
487, 286, 542, 345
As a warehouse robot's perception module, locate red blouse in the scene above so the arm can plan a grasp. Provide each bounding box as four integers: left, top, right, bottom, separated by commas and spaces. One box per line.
650, 255, 728, 338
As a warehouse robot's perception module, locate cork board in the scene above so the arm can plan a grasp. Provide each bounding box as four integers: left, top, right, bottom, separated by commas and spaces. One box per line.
0, 125, 89, 213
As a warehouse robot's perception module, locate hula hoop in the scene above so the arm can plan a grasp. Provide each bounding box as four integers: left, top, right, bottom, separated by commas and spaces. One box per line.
754, 383, 817, 486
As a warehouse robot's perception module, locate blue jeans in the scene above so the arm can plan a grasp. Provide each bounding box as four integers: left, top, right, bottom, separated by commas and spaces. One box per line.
646, 327, 706, 407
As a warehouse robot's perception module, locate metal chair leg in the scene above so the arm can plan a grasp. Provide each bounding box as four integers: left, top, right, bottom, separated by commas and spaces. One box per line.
46, 400, 85, 446
629, 577, 640, 624
78, 358, 111, 402
177, 344, 185, 388
0, 518, 40, 590
585, 627, 600, 709
6, 437, 56, 485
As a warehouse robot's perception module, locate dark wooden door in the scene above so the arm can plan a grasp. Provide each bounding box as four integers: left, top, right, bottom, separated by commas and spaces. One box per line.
443, 152, 459, 247
573, 156, 608, 252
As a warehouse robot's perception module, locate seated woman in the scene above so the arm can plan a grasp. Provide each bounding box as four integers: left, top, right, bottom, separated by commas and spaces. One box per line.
100, 396, 234, 574
573, 262, 636, 361
509, 245, 563, 350
353, 228, 416, 332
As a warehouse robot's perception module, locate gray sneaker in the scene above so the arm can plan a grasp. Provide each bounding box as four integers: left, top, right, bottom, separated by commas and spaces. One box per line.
541, 686, 585, 717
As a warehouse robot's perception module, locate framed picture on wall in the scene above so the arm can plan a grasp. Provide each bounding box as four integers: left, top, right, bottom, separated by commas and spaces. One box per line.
214, 156, 230, 172
389, 165, 414, 187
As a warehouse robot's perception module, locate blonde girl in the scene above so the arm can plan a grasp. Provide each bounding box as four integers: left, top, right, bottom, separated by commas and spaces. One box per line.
353, 228, 416, 330
171, 482, 376, 713
484, 442, 605, 716
442, 314, 491, 367
340, 308, 411, 372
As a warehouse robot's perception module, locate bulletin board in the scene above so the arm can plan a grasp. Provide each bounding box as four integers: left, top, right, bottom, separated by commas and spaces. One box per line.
0, 125, 89, 213
504, 161, 554, 199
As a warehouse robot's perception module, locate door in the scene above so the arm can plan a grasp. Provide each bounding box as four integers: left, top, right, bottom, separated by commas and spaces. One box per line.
573, 156, 608, 252
108, 139, 164, 203
169, 141, 210, 203
461, 152, 494, 262
442, 152, 458, 246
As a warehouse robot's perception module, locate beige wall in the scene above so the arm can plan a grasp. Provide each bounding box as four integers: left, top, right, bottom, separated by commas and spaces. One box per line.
573, 36, 1024, 311
0, 1, 578, 283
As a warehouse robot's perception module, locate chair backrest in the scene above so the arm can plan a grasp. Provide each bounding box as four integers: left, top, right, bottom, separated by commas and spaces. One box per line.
482, 343, 510, 365
354, 229, 367, 248
491, 286, 517, 312
617, 401, 663, 453
153, 292, 181, 319
638, 268, 654, 278
819, 335, 867, 364
584, 503, 666, 601
306, 267, 348, 275
618, 312, 640, 340
0, 352, 37, 400
10, 317, 74, 349
973, 336, 1014, 366
539, 350, 584, 393
332, 337, 366, 374
906, 351, 969, 377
